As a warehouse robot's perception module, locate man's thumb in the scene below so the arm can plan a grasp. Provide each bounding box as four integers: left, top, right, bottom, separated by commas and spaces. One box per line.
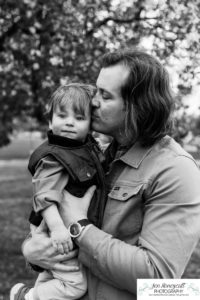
35, 220, 48, 233
83, 185, 96, 205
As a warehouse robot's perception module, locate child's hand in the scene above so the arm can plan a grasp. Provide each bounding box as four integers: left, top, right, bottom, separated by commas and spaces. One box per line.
50, 225, 73, 255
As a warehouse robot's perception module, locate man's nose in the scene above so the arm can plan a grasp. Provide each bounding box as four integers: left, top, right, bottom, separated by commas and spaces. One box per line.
92, 94, 100, 107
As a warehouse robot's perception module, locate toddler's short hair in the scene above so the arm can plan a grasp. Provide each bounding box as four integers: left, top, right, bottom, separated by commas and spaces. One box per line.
46, 83, 96, 121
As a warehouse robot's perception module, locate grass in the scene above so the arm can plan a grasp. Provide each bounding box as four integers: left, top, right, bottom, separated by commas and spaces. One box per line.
0, 133, 43, 160
0, 162, 37, 300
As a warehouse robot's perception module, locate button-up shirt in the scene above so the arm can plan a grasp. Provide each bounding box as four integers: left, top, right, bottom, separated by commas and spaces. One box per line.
77, 135, 200, 300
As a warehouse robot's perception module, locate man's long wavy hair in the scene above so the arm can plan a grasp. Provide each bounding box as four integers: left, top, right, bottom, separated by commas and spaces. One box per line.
101, 49, 175, 147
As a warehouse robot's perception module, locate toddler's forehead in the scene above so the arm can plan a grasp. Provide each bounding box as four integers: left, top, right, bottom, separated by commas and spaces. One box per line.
55, 100, 73, 111
54, 101, 90, 115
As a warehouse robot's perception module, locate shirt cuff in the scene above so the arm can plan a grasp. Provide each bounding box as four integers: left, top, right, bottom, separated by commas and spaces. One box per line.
75, 224, 93, 243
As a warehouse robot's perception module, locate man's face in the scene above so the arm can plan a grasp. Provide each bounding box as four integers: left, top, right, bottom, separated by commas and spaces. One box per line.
92, 64, 130, 142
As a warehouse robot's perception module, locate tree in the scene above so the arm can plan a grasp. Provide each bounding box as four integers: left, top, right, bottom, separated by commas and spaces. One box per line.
0, 0, 200, 146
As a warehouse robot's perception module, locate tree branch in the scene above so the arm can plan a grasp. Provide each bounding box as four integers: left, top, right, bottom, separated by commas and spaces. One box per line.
86, 14, 158, 36
0, 6, 45, 52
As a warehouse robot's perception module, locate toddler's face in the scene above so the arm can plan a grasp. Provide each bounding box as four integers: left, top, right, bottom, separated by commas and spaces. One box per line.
49, 104, 91, 142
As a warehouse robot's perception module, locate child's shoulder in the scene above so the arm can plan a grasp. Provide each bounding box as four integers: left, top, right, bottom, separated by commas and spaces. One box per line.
30, 139, 48, 158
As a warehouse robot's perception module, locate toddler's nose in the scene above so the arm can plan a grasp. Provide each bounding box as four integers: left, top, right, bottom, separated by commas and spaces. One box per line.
65, 117, 74, 126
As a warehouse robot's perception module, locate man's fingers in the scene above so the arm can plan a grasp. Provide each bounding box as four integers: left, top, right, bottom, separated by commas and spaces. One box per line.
63, 185, 96, 201
63, 242, 70, 254
68, 240, 74, 251
83, 185, 96, 202
52, 250, 79, 272
35, 220, 48, 234
81, 185, 96, 209
57, 244, 65, 255
55, 249, 78, 262
53, 262, 80, 272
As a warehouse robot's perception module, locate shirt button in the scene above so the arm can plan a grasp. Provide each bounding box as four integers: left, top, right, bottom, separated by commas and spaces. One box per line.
86, 172, 91, 177
122, 193, 128, 197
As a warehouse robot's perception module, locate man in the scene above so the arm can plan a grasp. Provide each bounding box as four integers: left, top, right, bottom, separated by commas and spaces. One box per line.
11, 49, 200, 300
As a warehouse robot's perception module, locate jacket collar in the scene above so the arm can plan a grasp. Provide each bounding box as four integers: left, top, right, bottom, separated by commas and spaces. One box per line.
47, 130, 100, 150
47, 130, 85, 147
120, 142, 153, 168
106, 139, 153, 169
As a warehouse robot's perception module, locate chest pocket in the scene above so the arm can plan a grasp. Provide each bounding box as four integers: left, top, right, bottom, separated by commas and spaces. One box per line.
108, 184, 142, 201
104, 184, 144, 237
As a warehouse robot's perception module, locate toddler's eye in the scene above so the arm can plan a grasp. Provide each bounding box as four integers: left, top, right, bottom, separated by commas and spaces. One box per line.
58, 113, 66, 118
76, 115, 85, 121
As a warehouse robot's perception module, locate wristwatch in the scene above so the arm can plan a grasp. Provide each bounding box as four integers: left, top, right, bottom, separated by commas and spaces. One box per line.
68, 219, 91, 239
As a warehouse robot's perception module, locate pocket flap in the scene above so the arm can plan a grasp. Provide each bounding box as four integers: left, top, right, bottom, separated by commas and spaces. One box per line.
108, 184, 143, 201
76, 165, 97, 182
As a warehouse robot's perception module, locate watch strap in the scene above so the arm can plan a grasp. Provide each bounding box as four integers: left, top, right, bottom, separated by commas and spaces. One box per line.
78, 219, 92, 227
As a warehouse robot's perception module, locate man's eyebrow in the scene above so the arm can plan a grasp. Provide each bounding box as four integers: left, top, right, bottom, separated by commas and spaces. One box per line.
98, 87, 112, 95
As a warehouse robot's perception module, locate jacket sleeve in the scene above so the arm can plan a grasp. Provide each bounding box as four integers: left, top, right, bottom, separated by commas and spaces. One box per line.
32, 156, 69, 212
77, 155, 200, 294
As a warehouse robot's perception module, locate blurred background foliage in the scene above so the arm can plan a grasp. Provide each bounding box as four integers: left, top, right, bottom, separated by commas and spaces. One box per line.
0, 0, 200, 146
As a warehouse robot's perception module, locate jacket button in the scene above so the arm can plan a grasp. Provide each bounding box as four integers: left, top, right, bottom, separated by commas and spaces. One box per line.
86, 172, 91, 177
122, 193, 128, 197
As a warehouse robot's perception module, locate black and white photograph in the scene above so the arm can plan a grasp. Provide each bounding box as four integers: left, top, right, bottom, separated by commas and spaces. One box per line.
1, 0, 200, 299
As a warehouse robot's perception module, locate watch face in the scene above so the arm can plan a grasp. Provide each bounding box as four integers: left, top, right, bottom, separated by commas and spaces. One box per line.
70, 223, 81, 238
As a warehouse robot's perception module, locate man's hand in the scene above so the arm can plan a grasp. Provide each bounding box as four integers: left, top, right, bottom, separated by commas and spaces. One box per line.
60, 185, 96, 226
22, 221, 78, 272
22, 186, 96, 272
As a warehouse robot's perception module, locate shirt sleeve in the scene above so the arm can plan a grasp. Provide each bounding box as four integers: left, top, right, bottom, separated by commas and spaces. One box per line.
32, 155, 69, 212
77, 155, 200, 294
